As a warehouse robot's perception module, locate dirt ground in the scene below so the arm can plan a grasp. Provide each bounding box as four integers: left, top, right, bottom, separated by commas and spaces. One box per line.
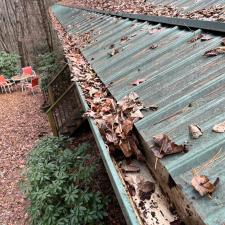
0, 91, 50, 225
0, 91, 126, 225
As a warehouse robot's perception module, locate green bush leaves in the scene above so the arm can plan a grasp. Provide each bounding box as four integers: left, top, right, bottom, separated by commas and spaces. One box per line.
21, 136, 107, 225
0, 51, 20, 78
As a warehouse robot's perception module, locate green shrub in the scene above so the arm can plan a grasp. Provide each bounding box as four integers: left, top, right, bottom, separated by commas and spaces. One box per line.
0, 51, 20, 78
37, 53, 60, 91
21, 136, 107, 225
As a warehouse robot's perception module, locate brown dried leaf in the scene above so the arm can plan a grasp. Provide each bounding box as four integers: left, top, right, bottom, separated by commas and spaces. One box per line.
122, 119, 133, 136
83, 110, 96, 118
131, 79, 145, 86
119, 139, 133, 157
191, 175, 219, 196
115, 123, 123, 135
138, 180, 155, 201
89, 87, 98, 97
188, 124, 203, 139
152, 134, 186, 158
204, 49, 219, 57
201, 34, 212, 41
128, 136, 144, 161
109, 48, 119, 56
212, 121, 225, 133
217, 46, 225, 53
106, 132, 118, 144
128, 92, 139, 101
121, 36, 129, 43
130, 110, 144, 120
122, 164, 140, 173
149, 44, 158, 49
188, 34, 203, 43
149, 27, 161, 34
204, 46, 225, 57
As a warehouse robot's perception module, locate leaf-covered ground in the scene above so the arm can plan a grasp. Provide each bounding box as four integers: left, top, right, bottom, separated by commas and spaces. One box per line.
0, 91, 126, 225
0, 92, 50, 225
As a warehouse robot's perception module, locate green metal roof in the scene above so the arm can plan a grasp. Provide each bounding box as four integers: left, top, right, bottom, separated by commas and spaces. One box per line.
146, 0, 225, 12
52, 4, 225, 225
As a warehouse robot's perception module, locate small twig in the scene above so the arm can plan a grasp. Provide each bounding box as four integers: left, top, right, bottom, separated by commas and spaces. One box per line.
154, 157, 158, 170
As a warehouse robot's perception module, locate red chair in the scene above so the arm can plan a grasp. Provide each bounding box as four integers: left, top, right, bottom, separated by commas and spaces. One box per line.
25, 76, 39, 95
0, 75, 14, 93
22, 66, 36, 76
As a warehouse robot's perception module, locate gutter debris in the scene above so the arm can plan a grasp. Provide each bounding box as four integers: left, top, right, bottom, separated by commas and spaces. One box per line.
50, 5, 225, 223
50, 9, 180, 224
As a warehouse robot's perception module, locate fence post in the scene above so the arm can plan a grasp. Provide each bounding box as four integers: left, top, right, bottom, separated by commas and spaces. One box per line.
47, 110, 58, 136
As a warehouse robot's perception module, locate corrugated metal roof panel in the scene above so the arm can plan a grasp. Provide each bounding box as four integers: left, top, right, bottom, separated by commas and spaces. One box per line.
52, 5, 225, 225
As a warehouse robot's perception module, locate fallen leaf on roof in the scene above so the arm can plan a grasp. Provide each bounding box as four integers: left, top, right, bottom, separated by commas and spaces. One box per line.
149, 105, 158, 111
201, 34, 212, 41
188, 34, 203, 43
204, 49, 219, 57
217, 46, 225, 53
121, 36, 129, 43
212, 121, 225, 133
189, 124, 203, 139
138, 180, 155, 200
131, 79, 145, 86
204, 46, 225, 57
109, 48, 119, 56
191, 175, 219, 197
152, 134, 186, 158
128, 92, 139, 101
143, 105, 158, 111
149, 44, 158, 49
149, 27, 161, 34
122, 164, 140, 173
131, 33, 137, 37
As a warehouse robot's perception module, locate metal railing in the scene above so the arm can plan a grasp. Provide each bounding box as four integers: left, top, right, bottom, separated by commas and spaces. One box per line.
46, 64, 83, 136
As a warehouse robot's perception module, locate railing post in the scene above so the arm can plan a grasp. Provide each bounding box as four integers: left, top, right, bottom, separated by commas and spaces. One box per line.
48, 85, 54, 105
47, 110, 58, 136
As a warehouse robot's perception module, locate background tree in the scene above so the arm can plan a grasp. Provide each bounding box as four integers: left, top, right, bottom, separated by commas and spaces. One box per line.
0, 0, 60, 67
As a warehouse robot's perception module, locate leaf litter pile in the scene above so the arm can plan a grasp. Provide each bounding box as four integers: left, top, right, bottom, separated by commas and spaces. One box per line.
59, 0, 225, 22
0, 92, 50, 225
50, 12, 146, 161
50, 11, 184, 224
